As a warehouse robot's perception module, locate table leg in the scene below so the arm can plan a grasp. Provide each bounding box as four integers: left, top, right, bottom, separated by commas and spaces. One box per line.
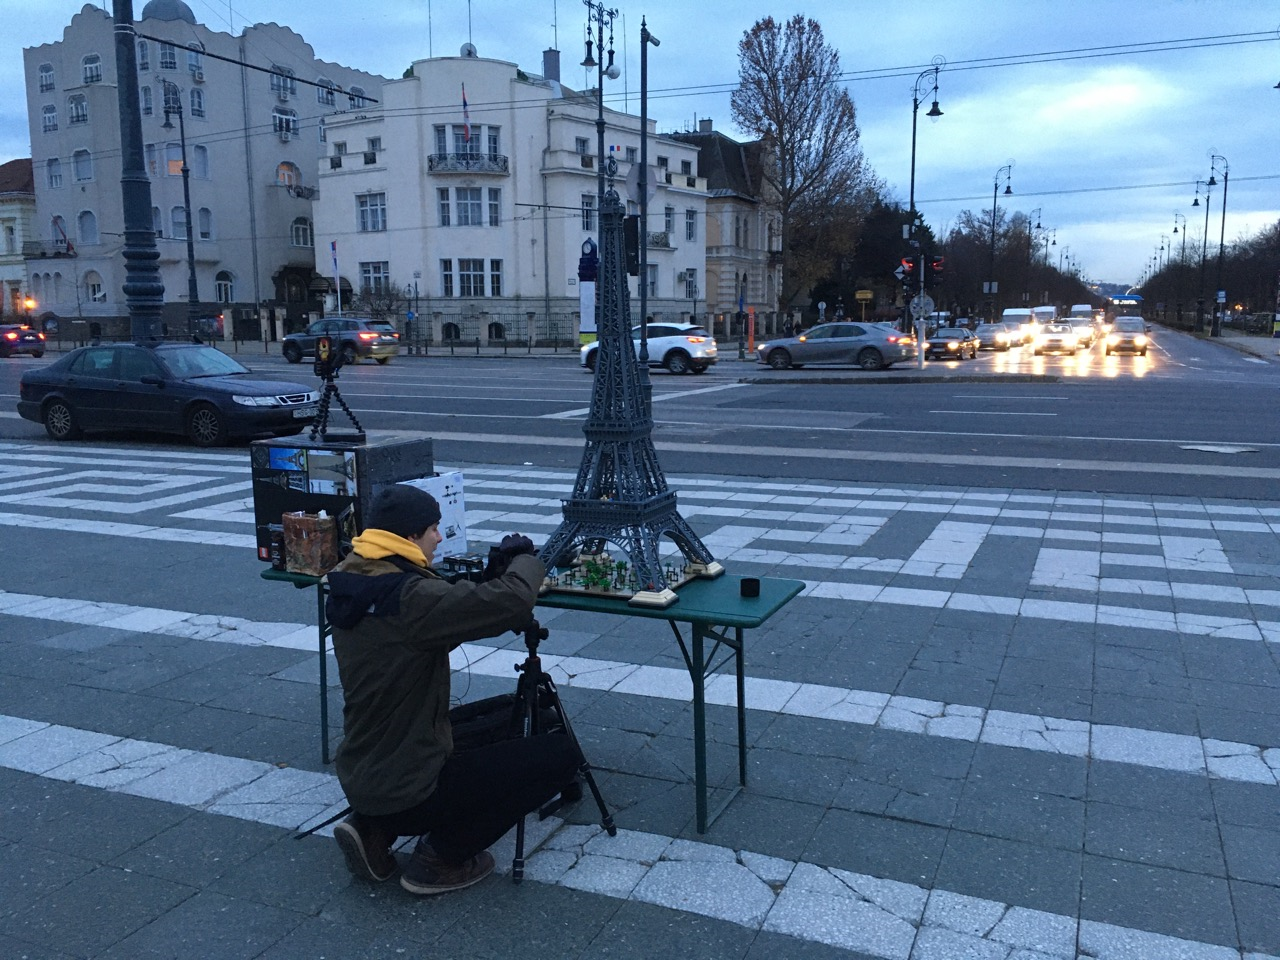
735, 625, 746, 787
691, 623, 708, 833
316, 583, 331, 765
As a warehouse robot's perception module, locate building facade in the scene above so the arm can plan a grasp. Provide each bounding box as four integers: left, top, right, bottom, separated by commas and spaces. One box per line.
22, 0, 383, 340
313, 47, 706, 346
0, 159, 37, 322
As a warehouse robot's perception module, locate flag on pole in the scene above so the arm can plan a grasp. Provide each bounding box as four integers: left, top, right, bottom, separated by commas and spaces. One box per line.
462, 84, 471, 142
330, 240, 343, 316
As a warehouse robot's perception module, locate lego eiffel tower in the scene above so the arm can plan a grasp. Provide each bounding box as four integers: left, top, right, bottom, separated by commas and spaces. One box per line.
539, 176, 722, 607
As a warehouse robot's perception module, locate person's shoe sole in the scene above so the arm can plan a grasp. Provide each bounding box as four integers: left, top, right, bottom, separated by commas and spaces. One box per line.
399, 851, 495, 896
334, 821, 395, 883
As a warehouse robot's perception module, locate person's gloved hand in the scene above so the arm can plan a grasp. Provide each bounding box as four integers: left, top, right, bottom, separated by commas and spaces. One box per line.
482, 533, 536, 580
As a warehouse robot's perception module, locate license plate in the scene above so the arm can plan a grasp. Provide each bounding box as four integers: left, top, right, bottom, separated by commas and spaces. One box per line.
292, 405, 318, 419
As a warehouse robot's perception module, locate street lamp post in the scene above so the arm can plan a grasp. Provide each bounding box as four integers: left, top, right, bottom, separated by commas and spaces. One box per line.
1193, 177, 1213, 333
23, 297, 36, 323
987, 162, 1013, 322
161, 79, 200, 338
638, 15, 657, 369
907, 57, 943, 359
1173, 212, 1187, 324
1209, 154, 1228, 337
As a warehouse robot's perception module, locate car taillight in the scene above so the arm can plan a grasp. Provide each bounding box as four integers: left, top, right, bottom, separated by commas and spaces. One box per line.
391, 332, 399, 339
3, 332, 16, 341
38, 332, 46, 341
885, 335, 901, 343
358, 332, 378, 340
685, 336, 707, 343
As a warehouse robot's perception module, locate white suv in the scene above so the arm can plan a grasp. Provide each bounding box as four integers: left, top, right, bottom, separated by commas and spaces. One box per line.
581, 323, 718, 375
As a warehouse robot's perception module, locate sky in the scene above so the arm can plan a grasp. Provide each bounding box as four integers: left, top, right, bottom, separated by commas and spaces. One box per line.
4, 0, 1278, 287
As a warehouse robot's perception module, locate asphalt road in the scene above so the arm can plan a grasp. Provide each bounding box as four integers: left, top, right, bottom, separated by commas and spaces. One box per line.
1, 322, 1277, 498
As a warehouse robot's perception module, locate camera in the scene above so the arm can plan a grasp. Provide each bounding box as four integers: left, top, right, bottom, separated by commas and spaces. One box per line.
438, 553, 486, 583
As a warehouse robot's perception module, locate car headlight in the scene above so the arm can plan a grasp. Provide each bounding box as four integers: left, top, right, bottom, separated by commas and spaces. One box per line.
1134, 335, 1148, 345
233, 395, 281, 407
1106, 334, 1119, 345
946, 340, 959, 350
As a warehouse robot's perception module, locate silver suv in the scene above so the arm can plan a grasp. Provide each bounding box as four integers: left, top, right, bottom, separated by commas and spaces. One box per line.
580, 323, 718, 375
282, 317, 400, 365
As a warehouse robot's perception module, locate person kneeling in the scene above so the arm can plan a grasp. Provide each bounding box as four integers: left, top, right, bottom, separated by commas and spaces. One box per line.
326, 484, 579, 895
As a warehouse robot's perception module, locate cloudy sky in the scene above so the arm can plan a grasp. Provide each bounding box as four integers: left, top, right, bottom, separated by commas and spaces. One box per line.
4, 0, 1278, 285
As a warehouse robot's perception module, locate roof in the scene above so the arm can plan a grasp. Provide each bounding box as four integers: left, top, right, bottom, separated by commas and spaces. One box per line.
140, 0, 197, 23
0, 158, 34, 195
667, 130, 762, 202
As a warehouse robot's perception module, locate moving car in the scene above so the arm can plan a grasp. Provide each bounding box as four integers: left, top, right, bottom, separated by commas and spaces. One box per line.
924, 327, 978, 361
1105, 316, 1150, 356
1069, 317, 1096, 347
17, 342, 319, 447
974, 323, 1013, 351
581, 322, 717, 374
756, 322, 916, 371
0, 324, 46, 358
1033, 323, 1079, 356
282, 317, 400, 365
1000, 308, 1034, 344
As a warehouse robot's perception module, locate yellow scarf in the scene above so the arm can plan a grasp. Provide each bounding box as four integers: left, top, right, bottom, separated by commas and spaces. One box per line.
351, 529, 428, 567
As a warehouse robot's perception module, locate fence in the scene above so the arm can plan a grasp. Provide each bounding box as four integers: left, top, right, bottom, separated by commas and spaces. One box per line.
398, 311, 580, 354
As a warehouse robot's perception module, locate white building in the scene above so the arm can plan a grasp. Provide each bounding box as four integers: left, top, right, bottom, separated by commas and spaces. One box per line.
0, 159, 37, 322
313, 47, 706, 345
22, 0, 383, 339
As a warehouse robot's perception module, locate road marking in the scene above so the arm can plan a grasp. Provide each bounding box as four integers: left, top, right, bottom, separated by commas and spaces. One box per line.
543, 380, 747, 418
926, 410, 1058, 416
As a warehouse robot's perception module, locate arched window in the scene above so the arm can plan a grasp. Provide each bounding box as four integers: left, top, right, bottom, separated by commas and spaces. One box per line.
316, 78, 335, 106
197, 208, 212, 240
41, 104, 58, 133
186, 43, 203, 73
38, 63, 55, 93
171, 206, 188, 240
276, 161, 301, 187
136, 41, 149, 72
73, 149, 93, 182
82, 54, 102, 84
46, 158, 62, 189
77, 210, 99, 245
51, 216, 69, 251
52, 272, 63, 303
191, 145, 209, 179
487, 322, 505, 341
68, 94, 88, 125
272, 109, 298, 138
140, 85, 153, 117
348, 85, 367, 109
269, 65, 296, 96
442, 322, 461, 341
189, 88, 204, 119
291, 217, 313, 247
214, 271, 234, 303
84, 270, 106, 303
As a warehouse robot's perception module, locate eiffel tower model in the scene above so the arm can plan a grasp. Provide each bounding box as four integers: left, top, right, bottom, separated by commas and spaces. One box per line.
539, 176, 722, 607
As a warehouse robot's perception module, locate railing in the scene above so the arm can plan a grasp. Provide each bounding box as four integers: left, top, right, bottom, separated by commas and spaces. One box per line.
426, 153, 510, 174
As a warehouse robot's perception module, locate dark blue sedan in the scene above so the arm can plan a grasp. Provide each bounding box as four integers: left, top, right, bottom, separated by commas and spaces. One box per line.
17, 342, 319, 446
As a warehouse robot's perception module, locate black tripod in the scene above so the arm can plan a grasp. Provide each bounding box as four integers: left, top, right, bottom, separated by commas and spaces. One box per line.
512, 617, 616, 882
308, 344, 365, 443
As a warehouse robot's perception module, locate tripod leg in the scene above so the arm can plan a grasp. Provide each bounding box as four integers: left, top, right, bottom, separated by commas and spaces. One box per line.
540, 674, 616, 837
511, 656, 542, 883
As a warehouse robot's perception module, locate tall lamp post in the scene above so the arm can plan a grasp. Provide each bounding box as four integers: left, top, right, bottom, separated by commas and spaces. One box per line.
987, 162, 1013, 321
1172, 212, 1187, 324
907, 57, 943, 355
160, 79, 200, 338
23, 296, 36, 323
1208, 153, 1228, 337
1192, 177, 1213, 333
638, 16, 657, 369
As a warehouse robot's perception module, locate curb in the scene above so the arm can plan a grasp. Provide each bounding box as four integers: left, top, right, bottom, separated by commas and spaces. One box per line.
738, 372, 1061, 385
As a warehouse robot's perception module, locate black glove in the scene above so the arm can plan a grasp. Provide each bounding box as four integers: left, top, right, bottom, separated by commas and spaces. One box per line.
481, 534, 536, 581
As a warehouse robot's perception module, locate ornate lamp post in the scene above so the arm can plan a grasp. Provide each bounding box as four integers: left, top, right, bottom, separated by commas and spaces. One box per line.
1209, 153, 1228, 337
1172, 212, 1187, 324
638, 17, 658, 367
1192, 177, 1213, 333
987, 162, 1013, 321
161, 79, 201, 338
906, 57, 943, 354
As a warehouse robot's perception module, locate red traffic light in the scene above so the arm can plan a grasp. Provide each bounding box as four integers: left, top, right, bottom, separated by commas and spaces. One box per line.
900, 258, 916, 273
930, 256, 945, 272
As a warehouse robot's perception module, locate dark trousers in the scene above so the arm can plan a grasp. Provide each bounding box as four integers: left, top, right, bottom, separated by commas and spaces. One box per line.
368, 734, 580, 864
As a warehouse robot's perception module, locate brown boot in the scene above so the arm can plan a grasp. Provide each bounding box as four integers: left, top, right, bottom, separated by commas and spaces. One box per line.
399, 842, 494, 896
333, 813, 397, 882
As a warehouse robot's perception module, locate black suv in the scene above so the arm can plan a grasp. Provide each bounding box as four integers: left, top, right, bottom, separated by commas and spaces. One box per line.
282, 318, 400, 365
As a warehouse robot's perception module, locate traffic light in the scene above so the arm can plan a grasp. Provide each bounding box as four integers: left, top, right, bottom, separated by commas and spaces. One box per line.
899, 257, 916, 279
927, 256, 945, 287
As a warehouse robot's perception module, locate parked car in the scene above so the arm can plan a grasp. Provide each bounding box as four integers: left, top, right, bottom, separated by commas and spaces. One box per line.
756, 322, 915, 371
1105, 316, 1150, 356
924, 327, 978, 361
282, 317, 400, 365
1033, 323, 1080, 356
581, 323, 717, 374
974, 323, 1013, 351
0, 324, 46, 358
17, 342, 319, 447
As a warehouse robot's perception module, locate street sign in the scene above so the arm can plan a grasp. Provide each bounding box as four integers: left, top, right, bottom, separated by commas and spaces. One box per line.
894, 266, 907, 282
909, 293, 935, 318
855, 289, 873, 301
623, 163, 658, 204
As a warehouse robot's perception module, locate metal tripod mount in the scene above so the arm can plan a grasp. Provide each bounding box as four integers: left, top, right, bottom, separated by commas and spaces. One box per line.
511, 616, 616, 882
308, 336, 365, 443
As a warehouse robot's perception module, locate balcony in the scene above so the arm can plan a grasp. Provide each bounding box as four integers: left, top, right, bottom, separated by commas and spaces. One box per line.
427, 153, 509, 175
646, 232, 671, 249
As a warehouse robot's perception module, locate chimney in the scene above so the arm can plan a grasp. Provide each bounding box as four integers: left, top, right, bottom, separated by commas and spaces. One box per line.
542, 49, 560, 82
698, 118, 713, 133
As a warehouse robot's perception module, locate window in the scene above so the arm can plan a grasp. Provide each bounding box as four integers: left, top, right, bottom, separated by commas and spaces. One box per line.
348, 85, 367, 108
82, 55, 102, 84
489, 259, 503, 297
317, 79, 335, 106
84, 271, 105, 302
215, 271, 234, 303
459, 258, 484, 297
51, 216, 68, 250
160, 42, 177, 70
486, 126, 500, 159
684, 268, 698, 299
189, 88, 204, 118
77, 210, 98, 245
333, 141, 346, 156
46, 158, 62, 189
291, 217, 313, 247
186, 45, 203, 73
42, 105, 58, 133
685, 209, 697, 242
136, 42, 149, 72
366, 137, 381, 153
452, 124, 476, 155
161, 82, 180, 112
646, 263, 657, 297
434, 125, 447, 156
318, 117, 326, 143
140, 85, 153, 117
575, 137, 590, 156
152, 206, 162, 236
68, 95, 88, 125
487, 188, 500, 227
360, 261, 389, 295
664, 206, 674, 234
743, 218, 749, 248
657, 155, 668, 171
625, 146, 637, 163
270, 65, 296, 96
276, 161, 301, 187
272, 109, 298, 137
437, 188, 451, 226
73, 149, 93, 182
165, 142, 183, 176
3, 225, 14, 256
734, 216, 741, 248
680, 159, 692, 176
581, 194, 596, 231
357, 192, 386, 232
39, 63, 54, 93
456, 187, 481, 226
440, 259, 453, 297
191, 145, 208, 179
197, 207, 212, 240
171, 206, 188, 240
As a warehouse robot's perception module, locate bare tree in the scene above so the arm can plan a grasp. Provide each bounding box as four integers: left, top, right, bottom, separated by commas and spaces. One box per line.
732, 14, 868, 311
349, 281, 407, 322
